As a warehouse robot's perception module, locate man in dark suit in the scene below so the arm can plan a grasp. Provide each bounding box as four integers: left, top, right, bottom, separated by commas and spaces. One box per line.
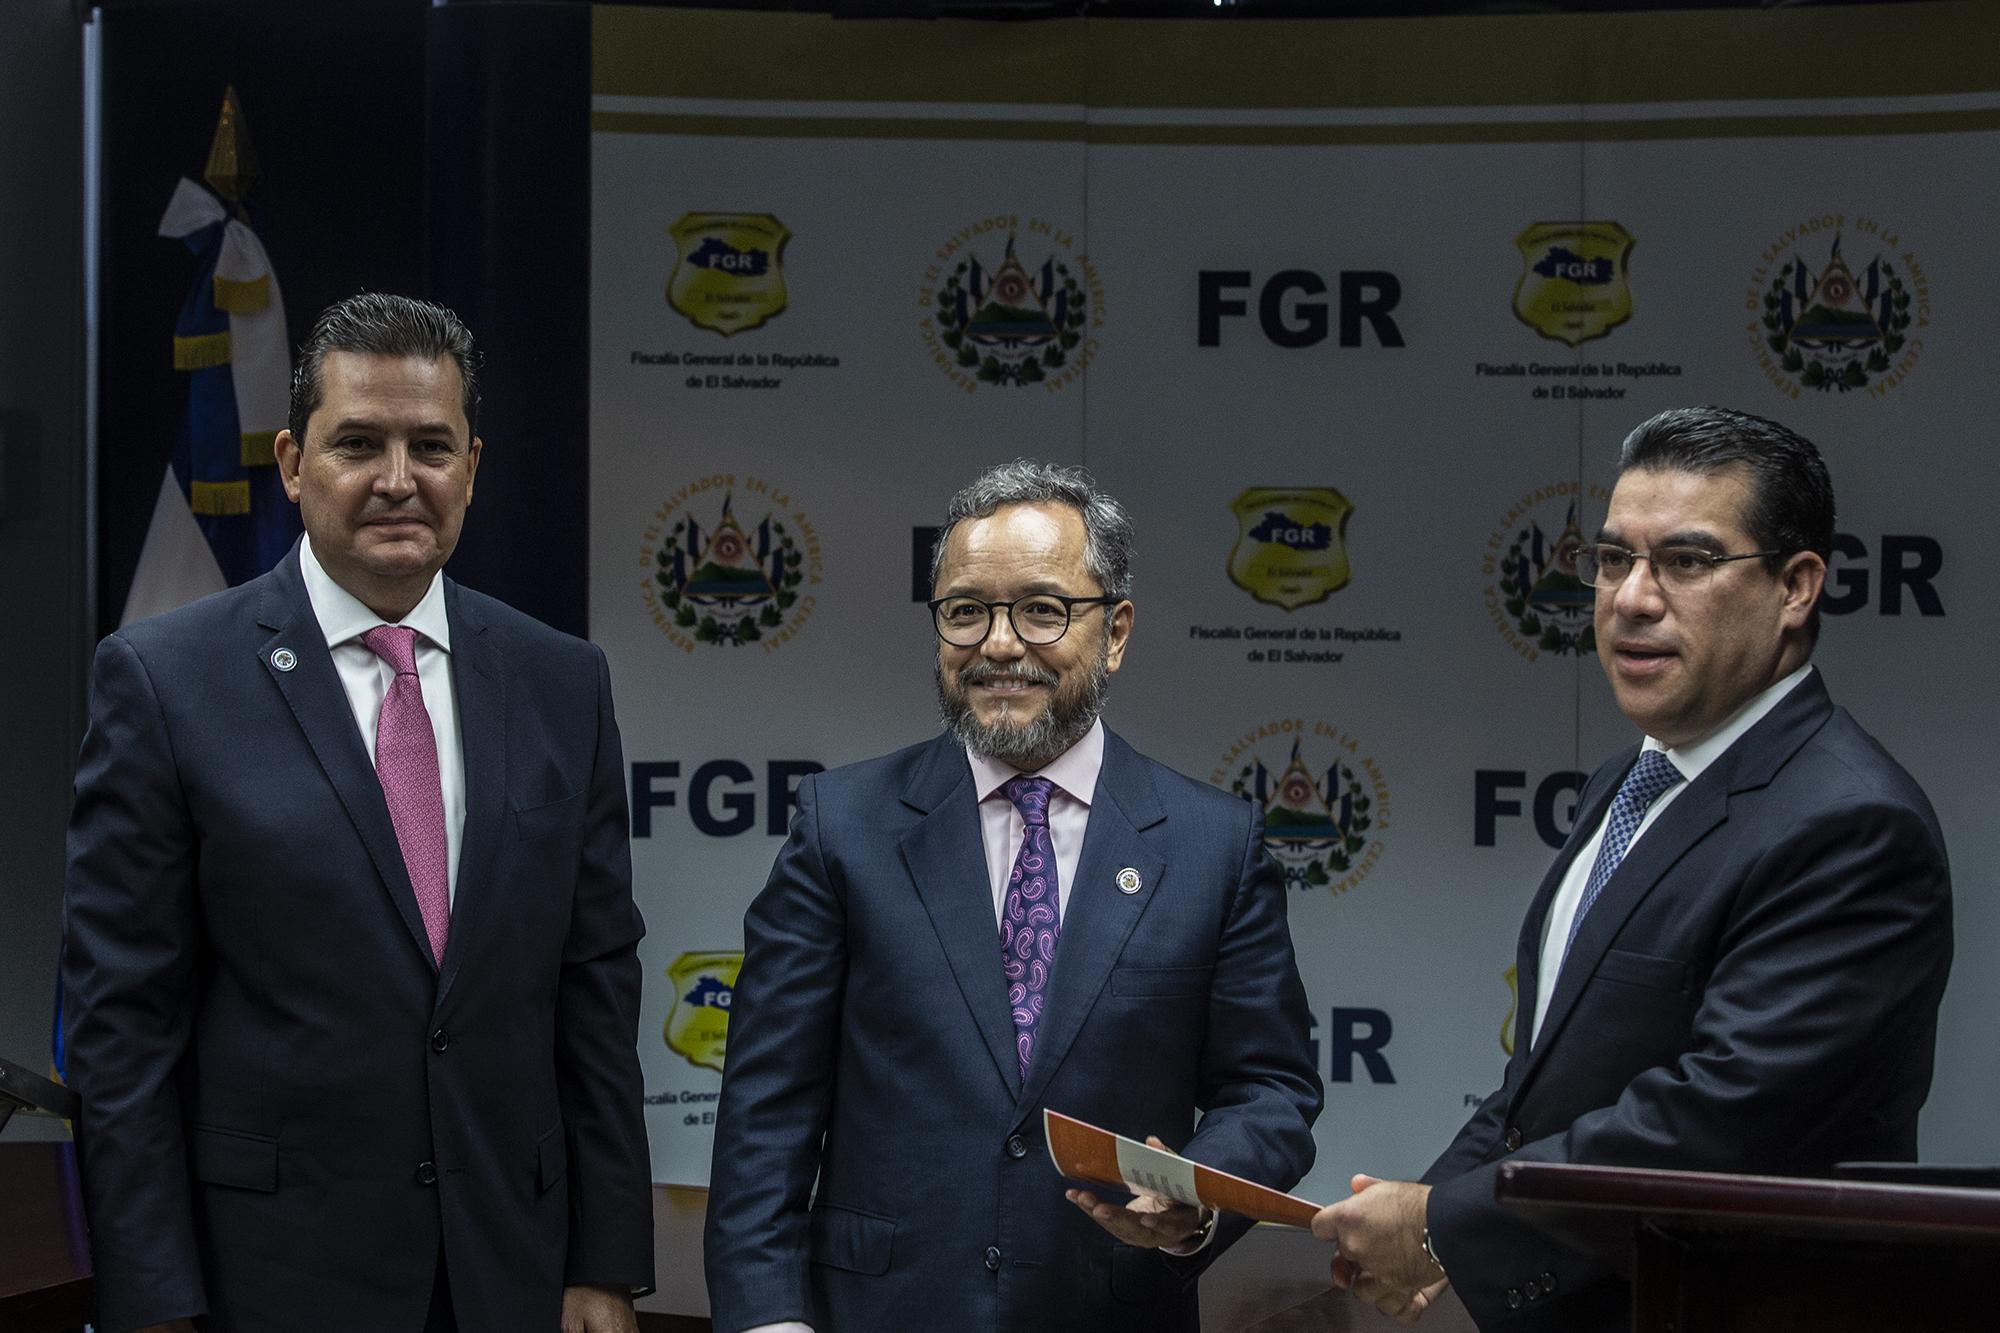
63, 294, 654, 1333
704, 461, 1322, 1333
1313, 406, 1953, 1330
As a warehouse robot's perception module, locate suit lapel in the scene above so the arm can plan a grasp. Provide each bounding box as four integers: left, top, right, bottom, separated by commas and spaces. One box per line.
1524, 775, 1723, 1066
255, 553, 435, 969
436, 582, 505, 1007
1522, 672, 1837, 1073
1511, 756, 1627, 1053
1017, 731, 1166, 1113
898, 736, 1024, 1098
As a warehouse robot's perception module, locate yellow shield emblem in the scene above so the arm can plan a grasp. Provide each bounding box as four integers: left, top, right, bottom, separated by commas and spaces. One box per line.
1227, 488, 1354, 611
1512, 221, 1635, 347
666, 213, 790, 337
662, 950, 741, 1073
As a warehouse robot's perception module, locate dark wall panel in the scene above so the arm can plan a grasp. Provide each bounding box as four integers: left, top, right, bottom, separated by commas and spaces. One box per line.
96, 0, 430, 632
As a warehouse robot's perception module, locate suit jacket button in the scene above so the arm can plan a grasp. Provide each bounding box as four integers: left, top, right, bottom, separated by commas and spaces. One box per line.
984, 1246, 1002, 1271
415, 1161, 438, 1186
430, 1029, 450, 1053
1542, 1270, 1557, 1293
1503, 1126, 1524, 1151
1005, 1134, 1028, 1159
1505, 1287, 1523, 1310
1524, 1278, 1542, 1300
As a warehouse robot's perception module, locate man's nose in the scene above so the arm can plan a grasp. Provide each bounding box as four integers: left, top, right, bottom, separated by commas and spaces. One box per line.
981, 607, 1027, 659
1611, 555, 1667, 619
373, 443, 417, 495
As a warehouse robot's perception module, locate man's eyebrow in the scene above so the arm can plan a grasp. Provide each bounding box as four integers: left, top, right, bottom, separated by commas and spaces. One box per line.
1592, 527, 1725, 549
326, 417, 463, 439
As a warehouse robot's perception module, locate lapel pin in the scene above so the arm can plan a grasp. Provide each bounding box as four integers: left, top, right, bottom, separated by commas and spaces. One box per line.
1116, 867, 1142, 895
270, 647, 297, 672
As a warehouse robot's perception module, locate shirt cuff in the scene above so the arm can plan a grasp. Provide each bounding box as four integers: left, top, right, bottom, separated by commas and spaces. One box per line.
1159, 1205, 1219, 1256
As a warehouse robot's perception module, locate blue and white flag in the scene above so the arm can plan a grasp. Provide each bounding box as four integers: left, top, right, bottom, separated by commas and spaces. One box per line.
121, 176, 297, 625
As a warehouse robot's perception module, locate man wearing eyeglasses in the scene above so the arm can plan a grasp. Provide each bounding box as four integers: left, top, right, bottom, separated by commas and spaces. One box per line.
1313, 406, 1952, 1331
705, 459, 1322, 1333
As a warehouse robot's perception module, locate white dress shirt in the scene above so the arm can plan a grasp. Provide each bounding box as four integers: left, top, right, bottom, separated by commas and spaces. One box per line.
298, 535, 467, 905
1530, 662, 1814, 1048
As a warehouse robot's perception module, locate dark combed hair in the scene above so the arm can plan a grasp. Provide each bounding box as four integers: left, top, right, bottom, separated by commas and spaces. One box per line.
287, 292, 481, 440
1618, 404, 1836, 639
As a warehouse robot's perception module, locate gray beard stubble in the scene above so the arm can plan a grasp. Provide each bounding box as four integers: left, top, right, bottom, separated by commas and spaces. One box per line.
936, 642, 1110, 771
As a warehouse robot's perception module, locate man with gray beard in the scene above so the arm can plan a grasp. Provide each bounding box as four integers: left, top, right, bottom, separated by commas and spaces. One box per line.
705, 460, 1322, 1333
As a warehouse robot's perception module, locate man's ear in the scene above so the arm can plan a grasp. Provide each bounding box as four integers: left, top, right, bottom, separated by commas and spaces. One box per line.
275, 429, 304, 502
1778, 550, 1826, 631
1103, 600, 1135, 673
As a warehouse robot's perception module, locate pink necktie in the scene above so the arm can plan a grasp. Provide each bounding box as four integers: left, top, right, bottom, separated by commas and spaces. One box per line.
361, 625, 450, 966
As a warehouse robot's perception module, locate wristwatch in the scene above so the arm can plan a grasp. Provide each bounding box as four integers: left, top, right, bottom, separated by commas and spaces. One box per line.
1185, 1205, 1219, 1249
1421, 1225, 1447, 1277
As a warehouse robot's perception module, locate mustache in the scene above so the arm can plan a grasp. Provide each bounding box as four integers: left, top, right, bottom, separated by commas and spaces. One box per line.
956, 661, 1059, 688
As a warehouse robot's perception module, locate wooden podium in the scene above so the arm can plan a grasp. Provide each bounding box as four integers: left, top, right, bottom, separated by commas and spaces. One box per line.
1495, 1161, 2000, 1332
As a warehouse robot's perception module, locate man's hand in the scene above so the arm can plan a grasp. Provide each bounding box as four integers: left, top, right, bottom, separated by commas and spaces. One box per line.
1063, 1135, 1205, 1249
1312, 1175, 1443, 1324
561, 1283, 638, 1333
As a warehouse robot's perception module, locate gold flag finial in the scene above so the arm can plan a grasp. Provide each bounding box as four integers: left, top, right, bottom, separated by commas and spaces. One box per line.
204, 86, 258, 209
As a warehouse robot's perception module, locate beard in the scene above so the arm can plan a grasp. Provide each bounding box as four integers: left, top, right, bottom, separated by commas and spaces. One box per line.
936, 642, 1111, 772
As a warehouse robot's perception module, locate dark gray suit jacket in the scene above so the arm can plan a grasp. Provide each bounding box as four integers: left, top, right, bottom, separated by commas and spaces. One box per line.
63, 548, 654, 1332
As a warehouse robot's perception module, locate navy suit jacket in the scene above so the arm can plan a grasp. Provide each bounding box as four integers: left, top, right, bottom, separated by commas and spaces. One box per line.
703, 727, 1322, 1333
62, 549, 654, 1333
1422, 671, 1952, 1330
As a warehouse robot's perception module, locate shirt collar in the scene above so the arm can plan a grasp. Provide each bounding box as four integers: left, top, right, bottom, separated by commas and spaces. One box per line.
1643, 661, 1813, 782
968, 717, 1105, 807
299, 533, 452, 653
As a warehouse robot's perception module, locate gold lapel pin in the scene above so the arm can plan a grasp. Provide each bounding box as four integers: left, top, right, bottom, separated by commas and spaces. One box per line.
1116, 867, 1142, 894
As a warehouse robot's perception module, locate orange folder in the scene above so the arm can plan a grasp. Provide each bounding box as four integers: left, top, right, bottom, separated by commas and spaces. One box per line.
1044, 1108, 1323, 1228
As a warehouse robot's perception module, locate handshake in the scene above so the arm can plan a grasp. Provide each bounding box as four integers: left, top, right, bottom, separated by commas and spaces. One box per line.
1312, 1175, 1448, 1327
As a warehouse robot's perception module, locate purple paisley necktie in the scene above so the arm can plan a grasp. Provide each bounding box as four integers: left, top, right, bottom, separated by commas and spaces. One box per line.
361, 625, 451, 967
1000, 775, 1061, 1079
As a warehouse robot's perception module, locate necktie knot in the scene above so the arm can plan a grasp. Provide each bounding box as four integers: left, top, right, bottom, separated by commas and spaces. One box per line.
361, 624, 420, 677
1002, 775, 1054, 828
1619, 750, 1683, 811
1561, 748, 1684, 963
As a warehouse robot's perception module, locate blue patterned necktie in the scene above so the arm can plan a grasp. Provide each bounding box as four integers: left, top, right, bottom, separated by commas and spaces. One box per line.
1000, 775, 1060, 1079
1563, 750, 1684, 957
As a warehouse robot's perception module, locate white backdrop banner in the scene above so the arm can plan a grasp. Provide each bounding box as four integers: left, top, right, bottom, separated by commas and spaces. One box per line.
587, 3, 1995, 1197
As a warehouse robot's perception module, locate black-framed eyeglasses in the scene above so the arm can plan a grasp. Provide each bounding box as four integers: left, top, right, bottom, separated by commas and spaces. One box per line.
1577, 542, 1788, 591
928, 593, 1121, 647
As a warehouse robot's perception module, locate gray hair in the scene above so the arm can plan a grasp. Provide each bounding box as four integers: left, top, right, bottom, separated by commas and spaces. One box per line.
288, 292, 481, 439
929, 459, 1135, 600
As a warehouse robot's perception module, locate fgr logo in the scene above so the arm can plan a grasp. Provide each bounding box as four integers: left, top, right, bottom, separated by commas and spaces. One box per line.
631, 759, 823, 838
1823, 534, 1945, 616
1197, 270, 1405, 348
665, 213, 790, 337
1474, 769, 1588, 850
1311, 1007, 1396, 1085
662, 951, 740, 1074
